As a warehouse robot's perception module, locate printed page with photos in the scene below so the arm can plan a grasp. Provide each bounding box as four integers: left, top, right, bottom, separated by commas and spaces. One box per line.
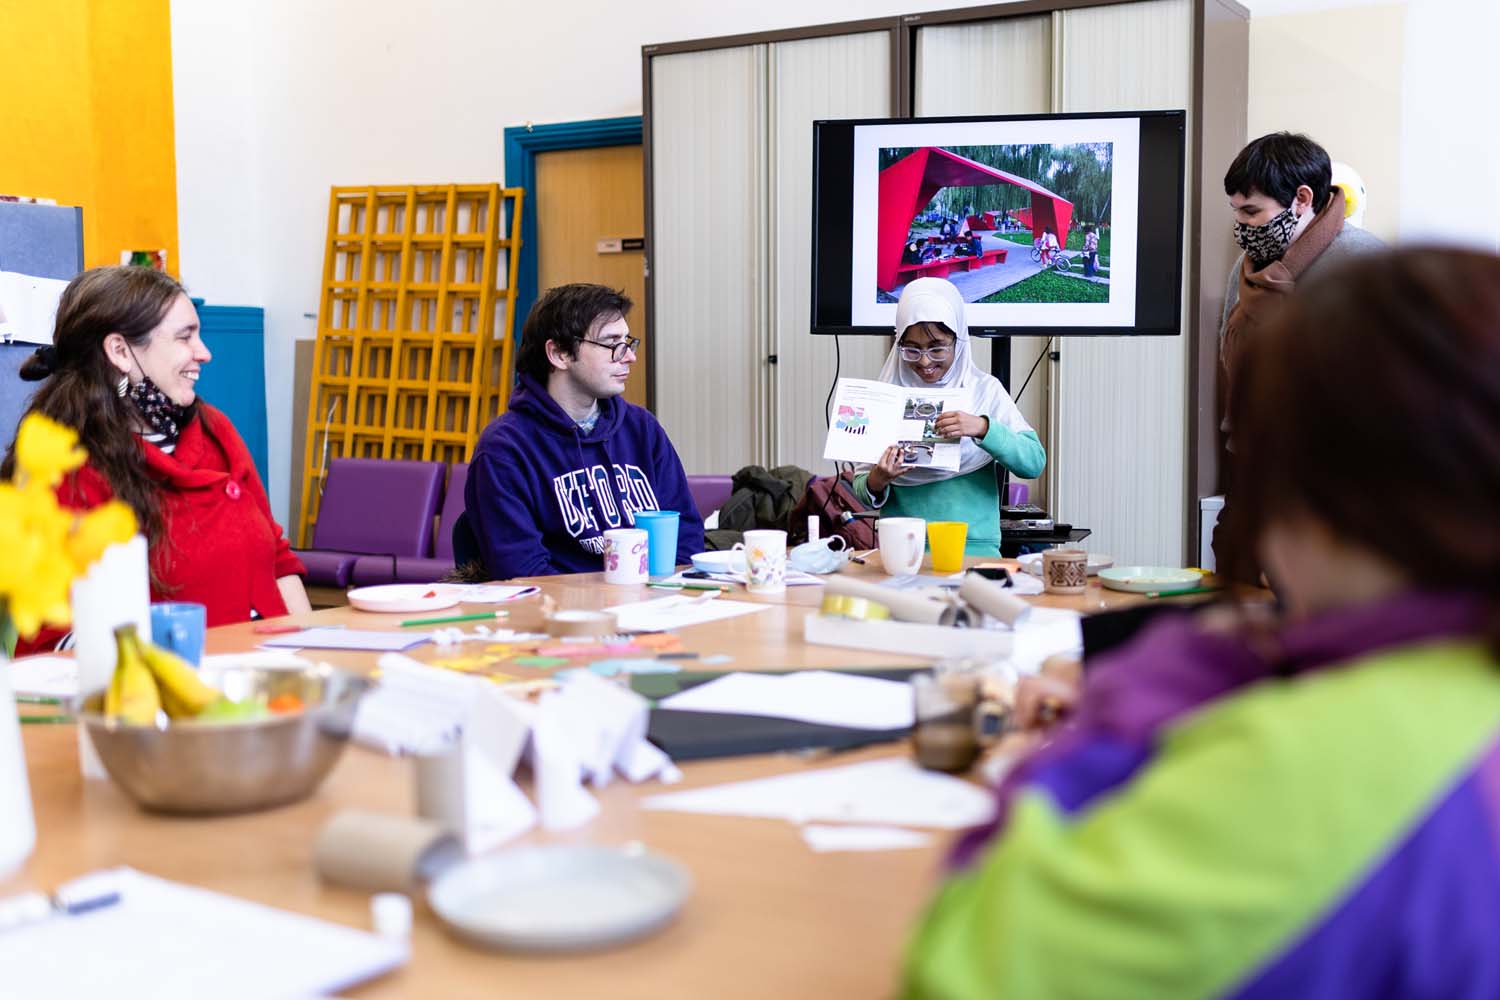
823, 378, 968, 471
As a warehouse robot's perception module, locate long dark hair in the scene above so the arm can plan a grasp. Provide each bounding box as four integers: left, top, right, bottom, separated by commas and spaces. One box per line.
1227, 247, 1500, 653
2, 266, 193, 547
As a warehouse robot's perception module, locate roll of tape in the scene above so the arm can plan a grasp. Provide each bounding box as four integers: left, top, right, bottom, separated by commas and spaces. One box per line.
819, 594, 891, 621
545, 609, 620, 638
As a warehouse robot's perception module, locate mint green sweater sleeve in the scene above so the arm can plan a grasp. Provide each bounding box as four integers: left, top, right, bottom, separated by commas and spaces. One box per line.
979, 420, 1046, 480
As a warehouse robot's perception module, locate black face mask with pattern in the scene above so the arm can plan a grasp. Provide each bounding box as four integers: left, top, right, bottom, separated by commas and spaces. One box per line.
126, 376, 195, 446
1232, 205, 1300, 267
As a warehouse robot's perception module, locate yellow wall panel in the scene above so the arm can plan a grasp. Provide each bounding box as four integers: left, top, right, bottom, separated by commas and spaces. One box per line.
0, 0, 178, 272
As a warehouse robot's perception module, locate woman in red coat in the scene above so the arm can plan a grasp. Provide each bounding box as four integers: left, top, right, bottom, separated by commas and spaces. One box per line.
4, 266, 309, 655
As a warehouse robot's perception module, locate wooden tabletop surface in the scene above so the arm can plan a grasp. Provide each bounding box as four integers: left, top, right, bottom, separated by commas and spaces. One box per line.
5, 557, 1208, 998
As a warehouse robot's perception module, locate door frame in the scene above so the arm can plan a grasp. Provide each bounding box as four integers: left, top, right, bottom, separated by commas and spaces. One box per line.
502, 116, 645, 373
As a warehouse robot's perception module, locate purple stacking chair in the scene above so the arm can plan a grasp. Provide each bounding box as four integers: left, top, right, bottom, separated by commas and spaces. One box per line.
686, 475, 734, 520
294, 458, 446, 588
351, 463, 470, 585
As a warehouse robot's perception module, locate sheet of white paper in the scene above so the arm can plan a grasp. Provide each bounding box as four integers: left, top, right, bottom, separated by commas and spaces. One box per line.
659, 671, 914, 730
1007, 607, 1083, 675
644, 758, 994, 829
260, 627, 429, 652
70, 535, 151, 780
660, 569, 825, 588
0, 867, 406, 999
354, 654, 478, 755
604, 595, 772, 633
0, 270, 69, 345
457, 687, 535, 851
441, 584, 541, 603
5, 656, 78, 699
528, 691, 601, 830
823, 377, 969, 470
800, 824, 934, 853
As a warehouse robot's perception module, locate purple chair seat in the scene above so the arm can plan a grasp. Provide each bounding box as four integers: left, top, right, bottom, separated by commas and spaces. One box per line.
293, 458, 446, 588
686, 475, 734, 520
298, 550, 362, 588
346, 462, 471, 587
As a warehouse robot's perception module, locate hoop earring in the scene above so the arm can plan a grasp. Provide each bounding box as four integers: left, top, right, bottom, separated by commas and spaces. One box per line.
117, 374, 130, 397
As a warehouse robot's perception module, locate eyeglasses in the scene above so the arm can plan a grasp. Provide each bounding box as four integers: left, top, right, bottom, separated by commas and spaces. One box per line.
898, 345, 953, 364
580, 336, 641, 363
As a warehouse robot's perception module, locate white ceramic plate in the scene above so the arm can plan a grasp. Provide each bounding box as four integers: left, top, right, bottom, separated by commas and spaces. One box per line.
1097, 566, 1203, 593
1016, 552, 1115, 576
690, 551, 747, 575
428, 844, 692, 953
346, 584, 461, 614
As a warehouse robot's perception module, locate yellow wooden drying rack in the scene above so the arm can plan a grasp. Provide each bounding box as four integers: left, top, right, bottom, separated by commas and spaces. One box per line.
296, 184, 524, 548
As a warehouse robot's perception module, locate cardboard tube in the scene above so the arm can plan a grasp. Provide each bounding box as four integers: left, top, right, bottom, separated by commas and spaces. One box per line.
958, 574, 1033, 628
545, 610, 619, 638
313, 809, 463, 892
825, 575, 948, 625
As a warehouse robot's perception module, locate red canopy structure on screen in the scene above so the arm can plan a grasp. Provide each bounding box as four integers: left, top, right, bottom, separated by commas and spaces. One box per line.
878, 147, 1073, 292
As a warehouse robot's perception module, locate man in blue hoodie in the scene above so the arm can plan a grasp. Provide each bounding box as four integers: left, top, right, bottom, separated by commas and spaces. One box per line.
465, 283, 704, 578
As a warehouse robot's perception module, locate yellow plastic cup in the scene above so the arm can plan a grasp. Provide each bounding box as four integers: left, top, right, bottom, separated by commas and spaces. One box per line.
927, 521, 968, 574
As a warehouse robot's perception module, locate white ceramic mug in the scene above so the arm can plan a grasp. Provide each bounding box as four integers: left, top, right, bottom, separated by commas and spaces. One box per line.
742, 529, 788, 595
602, 528, 650, 584
877, 517, 926, 576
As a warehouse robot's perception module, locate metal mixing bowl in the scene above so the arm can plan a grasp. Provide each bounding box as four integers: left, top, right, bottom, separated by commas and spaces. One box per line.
78, 663, 373, 815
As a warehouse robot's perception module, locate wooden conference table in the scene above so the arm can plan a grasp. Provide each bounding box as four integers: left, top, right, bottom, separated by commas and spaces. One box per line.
10, 559, 1194, 999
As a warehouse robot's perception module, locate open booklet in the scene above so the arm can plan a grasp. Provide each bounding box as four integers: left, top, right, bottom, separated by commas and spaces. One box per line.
822, 377, 970, 471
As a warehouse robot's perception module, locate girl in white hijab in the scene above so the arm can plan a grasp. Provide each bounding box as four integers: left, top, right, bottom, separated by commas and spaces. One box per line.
855, 277, 1045, 554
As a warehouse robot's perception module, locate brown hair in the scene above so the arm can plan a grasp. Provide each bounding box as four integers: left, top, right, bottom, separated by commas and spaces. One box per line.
2, 266, 193, 548
1227, 247, 1500, 652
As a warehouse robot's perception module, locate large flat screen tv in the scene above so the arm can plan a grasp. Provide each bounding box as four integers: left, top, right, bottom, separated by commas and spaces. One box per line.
811, 110, 1187, 337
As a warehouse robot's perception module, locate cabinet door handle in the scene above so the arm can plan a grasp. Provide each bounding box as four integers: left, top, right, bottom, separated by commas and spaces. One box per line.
767, 354, 778, 365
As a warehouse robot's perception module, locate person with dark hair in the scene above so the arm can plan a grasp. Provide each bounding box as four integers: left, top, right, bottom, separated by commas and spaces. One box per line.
6, 266, 309, 654
464, 283, 702, 578
1214, 131, 1383, 582
904, 247, 1500, 997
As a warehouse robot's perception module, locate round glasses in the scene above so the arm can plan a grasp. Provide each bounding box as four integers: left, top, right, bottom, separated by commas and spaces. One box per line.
581, 336, 641, 362
898, 345, 953, 364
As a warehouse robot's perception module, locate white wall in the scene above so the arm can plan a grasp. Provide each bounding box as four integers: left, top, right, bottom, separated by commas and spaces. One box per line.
1240, 0, 1499, 250
170, 0, 1003, 523
174, 0, 1500, 524
1397, 0, 1500, 251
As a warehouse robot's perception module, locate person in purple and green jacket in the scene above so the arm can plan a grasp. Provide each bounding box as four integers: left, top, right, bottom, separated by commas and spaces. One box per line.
904, 247, 1500, 999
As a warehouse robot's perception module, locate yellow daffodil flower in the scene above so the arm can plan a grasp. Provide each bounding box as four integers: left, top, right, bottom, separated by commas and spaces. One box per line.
67, 500, 137, 574
1, 414, 138, 642
13, 413, 86, 489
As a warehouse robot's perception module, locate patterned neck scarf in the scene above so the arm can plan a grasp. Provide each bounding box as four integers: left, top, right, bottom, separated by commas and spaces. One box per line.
126, 376, 195, 446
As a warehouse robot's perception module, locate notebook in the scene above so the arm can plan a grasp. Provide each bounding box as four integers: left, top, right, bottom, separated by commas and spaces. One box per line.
0, 867, 407, 998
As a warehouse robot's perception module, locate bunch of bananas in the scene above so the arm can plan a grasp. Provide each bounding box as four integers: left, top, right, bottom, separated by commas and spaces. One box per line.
103, 624, 232, 726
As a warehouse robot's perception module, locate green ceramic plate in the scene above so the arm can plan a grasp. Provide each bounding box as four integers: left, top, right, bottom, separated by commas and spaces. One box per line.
1097, 566, 1203, 593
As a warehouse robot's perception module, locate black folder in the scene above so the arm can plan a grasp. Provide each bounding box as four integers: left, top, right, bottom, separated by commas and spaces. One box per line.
634, 666, 929, 761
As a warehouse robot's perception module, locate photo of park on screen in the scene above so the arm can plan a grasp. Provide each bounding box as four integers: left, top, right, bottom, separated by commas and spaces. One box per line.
812, 111, 1186, 337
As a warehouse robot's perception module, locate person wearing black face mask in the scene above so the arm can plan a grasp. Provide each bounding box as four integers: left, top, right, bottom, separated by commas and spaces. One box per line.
1213, 132, 1383, 584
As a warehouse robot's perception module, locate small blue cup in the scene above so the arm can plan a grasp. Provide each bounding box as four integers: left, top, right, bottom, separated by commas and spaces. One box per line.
149, 602, 207, 666
631, 510, 681, 577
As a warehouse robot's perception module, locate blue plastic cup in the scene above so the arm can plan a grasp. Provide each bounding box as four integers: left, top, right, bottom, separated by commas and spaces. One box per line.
150, 601, 207, 666
631, 510, 681, 577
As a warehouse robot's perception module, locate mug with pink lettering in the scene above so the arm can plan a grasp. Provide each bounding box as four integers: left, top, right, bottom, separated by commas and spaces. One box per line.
602, 528, 650, 584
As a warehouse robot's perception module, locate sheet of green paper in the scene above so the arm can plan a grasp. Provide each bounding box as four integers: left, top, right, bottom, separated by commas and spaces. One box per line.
513, 655, 570, 668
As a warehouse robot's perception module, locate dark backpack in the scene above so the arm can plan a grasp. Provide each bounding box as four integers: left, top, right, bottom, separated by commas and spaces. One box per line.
788, 471, 876, 550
